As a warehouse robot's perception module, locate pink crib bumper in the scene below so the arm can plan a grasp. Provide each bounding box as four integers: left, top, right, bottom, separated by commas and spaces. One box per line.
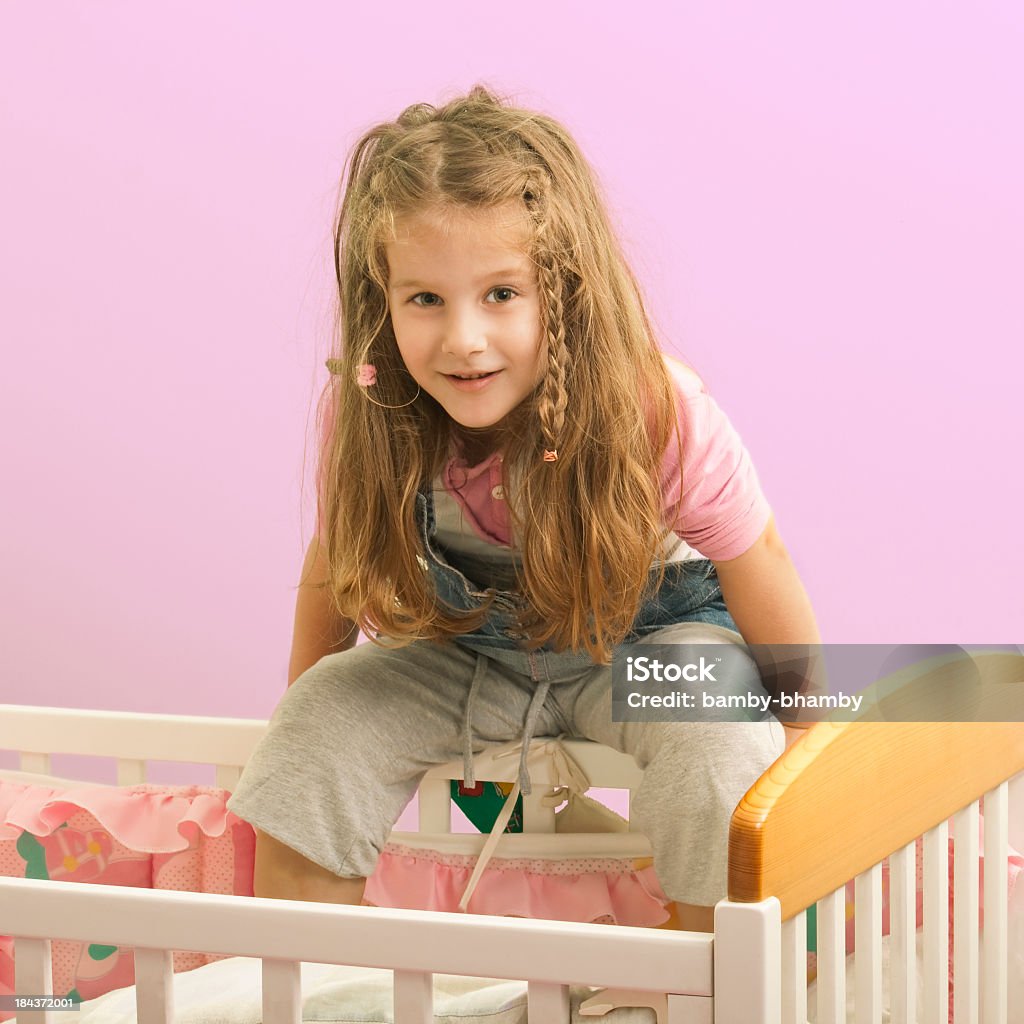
365, 841, 672, 926
0, 780, 246, 853
0, 777, 255, 1020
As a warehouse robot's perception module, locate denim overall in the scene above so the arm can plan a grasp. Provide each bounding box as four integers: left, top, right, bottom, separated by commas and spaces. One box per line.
414, 486, 741, 796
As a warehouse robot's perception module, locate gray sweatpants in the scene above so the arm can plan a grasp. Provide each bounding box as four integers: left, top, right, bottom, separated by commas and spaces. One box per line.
226, 622, 784, 907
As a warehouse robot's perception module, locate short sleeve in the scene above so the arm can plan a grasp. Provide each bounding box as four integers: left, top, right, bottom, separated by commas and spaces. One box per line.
661, 357, 772, 561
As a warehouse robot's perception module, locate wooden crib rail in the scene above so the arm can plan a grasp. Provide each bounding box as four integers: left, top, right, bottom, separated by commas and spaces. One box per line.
728, 651, 1024, 920
729, 651, 1024, 917
730, 719, 1024, 918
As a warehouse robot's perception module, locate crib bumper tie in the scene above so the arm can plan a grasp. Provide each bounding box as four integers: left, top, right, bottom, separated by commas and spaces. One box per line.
457, 736, 591, 912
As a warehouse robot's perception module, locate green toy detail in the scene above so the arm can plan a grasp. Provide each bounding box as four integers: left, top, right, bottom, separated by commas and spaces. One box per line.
806, 903, 817, 952
450, 780, 523, 833
87, 944, 118, 961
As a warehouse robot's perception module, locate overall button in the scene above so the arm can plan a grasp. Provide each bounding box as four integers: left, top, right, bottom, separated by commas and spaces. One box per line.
491, 485, 505, 500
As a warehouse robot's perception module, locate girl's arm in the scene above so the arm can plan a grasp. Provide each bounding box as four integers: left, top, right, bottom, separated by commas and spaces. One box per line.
712, 514, 819, 645
287, 537, 359, 686
712, 514, 822, 741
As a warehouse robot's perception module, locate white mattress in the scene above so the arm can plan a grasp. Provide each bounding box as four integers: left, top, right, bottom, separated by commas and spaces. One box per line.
48, 958, 647, 1023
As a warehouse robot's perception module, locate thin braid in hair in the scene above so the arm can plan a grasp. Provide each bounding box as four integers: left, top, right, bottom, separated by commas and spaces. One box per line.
537, 254, 569, 461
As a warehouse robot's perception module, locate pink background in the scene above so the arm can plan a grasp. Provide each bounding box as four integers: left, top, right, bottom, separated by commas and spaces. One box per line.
2, 1, 1021, 750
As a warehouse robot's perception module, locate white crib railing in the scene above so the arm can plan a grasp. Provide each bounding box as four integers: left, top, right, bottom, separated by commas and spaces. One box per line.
772, 783, 1014, 1024
0, 704, 774, 1023
4, 813, 1012, 1024
0, 705, 266, 791
0, 704, 645, 828
0, 876, 726, 1024
1, 704, 1019, 1023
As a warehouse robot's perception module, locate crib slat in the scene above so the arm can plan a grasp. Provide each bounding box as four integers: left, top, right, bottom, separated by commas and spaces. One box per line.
628, 788, 642, 831
13, 938, 54, 1024
521, 788, 557, 833
394, 970, 433, 1024
418, 778, 452, 832
19, 752, 51, 774
889, 841, 917, 1024
713, 899, 780, 1023
134, 948, 174, 1024
117, 758, 147, 785
854, 862, 882, 1024
923, 819, 950, 1024
262, 958, 301, 1024
982, 783, 1008, 1024
666, 993, 713, 1023
954, 801, 981, 1024
817, 888, 846, 1024
528, 981, 569, 1022
781, 911, 807, 1024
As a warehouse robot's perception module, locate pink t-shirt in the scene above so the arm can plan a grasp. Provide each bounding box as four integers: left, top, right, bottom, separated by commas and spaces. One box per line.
658, 357, 772, 561
438, 357, 771, 563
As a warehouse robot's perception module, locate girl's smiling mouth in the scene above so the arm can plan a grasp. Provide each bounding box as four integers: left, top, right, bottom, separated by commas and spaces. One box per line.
444, 370, 502, 390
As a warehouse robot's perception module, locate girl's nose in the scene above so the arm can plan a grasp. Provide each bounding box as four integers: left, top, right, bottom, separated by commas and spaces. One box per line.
440, 310, 488, 357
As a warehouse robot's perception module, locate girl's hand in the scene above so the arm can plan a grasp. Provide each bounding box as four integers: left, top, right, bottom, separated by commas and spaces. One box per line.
783, 723, 810, 750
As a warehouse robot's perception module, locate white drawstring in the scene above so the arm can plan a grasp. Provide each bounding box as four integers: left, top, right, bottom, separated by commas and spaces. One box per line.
457, 737, 590, 912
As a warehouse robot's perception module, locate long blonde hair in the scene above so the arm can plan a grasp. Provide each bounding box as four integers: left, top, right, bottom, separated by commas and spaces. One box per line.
316, 84, 682, 663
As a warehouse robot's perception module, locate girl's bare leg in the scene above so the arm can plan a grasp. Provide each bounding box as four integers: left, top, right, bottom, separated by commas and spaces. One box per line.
253, 829, 366, 904
673, 901, 715, 932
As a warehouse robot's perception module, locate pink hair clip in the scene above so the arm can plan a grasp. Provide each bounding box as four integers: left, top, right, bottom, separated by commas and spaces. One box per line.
356, 364, 377, 387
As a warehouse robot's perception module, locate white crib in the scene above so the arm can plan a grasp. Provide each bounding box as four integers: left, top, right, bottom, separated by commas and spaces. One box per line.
0, 651, 1021, 1024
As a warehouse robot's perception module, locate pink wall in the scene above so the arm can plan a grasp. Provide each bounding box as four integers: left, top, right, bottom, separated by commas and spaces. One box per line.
2, 1, 1021, 727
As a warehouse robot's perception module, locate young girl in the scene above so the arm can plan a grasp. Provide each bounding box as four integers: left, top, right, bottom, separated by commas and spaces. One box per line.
226, 84, 820, 933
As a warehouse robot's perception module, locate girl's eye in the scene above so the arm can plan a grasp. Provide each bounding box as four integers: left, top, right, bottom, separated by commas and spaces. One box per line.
409, 287, 518, 307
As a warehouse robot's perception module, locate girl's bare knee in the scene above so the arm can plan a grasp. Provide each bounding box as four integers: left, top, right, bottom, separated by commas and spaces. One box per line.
253, 828, 367, 905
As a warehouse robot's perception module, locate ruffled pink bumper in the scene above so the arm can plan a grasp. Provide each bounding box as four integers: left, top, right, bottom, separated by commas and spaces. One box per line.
0, 778, 255, 1021
365, 841, 671, 925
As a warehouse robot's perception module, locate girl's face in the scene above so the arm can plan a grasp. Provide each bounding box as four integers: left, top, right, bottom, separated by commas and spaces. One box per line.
385, 204, 545, 432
